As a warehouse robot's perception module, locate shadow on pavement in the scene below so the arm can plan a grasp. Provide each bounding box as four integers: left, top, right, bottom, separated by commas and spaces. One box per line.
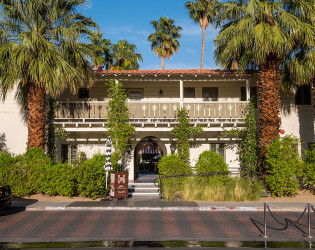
0, 207, 26, 216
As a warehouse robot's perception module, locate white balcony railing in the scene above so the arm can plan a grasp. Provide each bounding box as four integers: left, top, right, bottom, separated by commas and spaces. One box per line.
55, 100, 248, 121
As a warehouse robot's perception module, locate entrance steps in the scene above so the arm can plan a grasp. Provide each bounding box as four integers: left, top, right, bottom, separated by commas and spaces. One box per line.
128, 182, 160, 197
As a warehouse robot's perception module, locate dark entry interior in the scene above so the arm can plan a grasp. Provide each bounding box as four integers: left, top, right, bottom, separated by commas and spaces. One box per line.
134, 137, 165, 179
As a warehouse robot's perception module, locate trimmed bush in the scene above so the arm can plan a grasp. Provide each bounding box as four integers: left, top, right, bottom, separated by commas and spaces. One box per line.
265, 136, 303, 197
158, 154, 192, 176
158, 154, 192, 200
195, 150, 228, 174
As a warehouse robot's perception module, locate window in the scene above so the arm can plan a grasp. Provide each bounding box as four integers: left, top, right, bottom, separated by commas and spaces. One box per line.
184, 87, 195, 98
128, 89, 143, 100
78, 88, 89, 99
308, 143, 315, 150
203, 87, 218, 101
61, 144, 77, 164
210, 143, 225, 161
296, 85, 311, 105
241, 87, 257, 107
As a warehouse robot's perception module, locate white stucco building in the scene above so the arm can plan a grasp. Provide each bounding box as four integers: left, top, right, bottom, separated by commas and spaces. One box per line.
0, 69, 314, 181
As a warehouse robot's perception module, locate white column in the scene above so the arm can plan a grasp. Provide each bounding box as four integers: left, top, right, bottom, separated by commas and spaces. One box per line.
180, 80, 184, 108
246, 80, 250, 101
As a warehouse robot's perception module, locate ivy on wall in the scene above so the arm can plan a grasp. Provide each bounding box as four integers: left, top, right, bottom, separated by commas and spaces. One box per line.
221, 101, 258, 179
171, 108, 203, 164
106, 80, 135, 170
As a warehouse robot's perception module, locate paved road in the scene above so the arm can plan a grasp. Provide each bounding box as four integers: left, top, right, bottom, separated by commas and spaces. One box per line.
0, 208, 314, 243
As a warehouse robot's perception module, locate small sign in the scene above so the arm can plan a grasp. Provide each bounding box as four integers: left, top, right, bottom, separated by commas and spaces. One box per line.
110, 172, 129, 198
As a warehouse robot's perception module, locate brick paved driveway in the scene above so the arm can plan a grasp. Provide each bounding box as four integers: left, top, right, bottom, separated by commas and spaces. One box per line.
0, 209, 314, 242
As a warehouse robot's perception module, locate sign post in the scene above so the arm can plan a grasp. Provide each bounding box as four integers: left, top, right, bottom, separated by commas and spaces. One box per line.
110, 172, 129, 199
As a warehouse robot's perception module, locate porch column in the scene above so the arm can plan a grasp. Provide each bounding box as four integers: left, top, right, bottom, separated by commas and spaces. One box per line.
246, 79, 250, 101
180, 80, 184, 108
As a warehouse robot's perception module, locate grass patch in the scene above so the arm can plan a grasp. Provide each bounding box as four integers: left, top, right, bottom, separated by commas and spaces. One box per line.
163, 176, 263, 201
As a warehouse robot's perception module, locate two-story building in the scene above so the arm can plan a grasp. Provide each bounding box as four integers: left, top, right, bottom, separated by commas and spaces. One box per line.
0, 69, 314, 181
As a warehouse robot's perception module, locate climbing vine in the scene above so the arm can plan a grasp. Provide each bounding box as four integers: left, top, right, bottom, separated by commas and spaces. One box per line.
171, 108, 203, 164
106, 80, 135, 170
221, 101, 258, 179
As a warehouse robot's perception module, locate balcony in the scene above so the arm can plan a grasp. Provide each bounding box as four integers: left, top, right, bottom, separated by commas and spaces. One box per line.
54, 100, 248, 131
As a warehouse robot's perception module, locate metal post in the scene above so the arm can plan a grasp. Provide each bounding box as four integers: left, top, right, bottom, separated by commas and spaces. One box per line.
263, 203, 268, 238
304, 203, 313, 238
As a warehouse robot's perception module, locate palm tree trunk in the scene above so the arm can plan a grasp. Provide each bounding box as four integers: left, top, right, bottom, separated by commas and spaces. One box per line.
312, 78, 315, 116
257, 58, 281, 175
27, 82, 46, 149
161, 57, 165, 70
200, 27, 205, 70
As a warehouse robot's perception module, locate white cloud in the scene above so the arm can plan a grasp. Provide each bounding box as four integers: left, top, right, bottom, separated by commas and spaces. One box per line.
185, 49, 197, 55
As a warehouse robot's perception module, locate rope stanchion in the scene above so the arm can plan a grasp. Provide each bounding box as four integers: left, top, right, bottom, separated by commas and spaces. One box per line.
303, 203, 313, 238
251, 203, 314, 238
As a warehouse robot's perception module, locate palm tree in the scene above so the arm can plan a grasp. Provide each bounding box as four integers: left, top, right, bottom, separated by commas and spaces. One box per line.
0, 0, 99, 149
110, 40, 142, 70
148, 17, 182, 70
185, 0, 217, 69
214, 0, 315, 173
90, 34, 113, 70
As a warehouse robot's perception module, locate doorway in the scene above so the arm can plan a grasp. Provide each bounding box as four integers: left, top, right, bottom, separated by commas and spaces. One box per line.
134, 136, 166, 180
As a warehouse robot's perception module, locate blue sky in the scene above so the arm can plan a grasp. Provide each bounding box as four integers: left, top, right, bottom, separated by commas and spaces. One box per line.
82, 0, 220, 70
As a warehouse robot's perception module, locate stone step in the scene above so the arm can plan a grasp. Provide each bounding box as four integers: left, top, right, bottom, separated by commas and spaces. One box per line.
128, 192, 160, 197
128, 187, 159, 193
129, 182, 158, 187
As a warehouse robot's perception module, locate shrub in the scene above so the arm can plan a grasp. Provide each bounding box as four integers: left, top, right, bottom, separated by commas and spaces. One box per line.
0, 152, 17, 185
158, 154, 192, 176
265, 136, 303, 197
300, 149, 315, 193
5, 148, 53, 197
76, 154, 107, 199
158, 154, 192, 200
195, 150, 228, 173
43, 162, 77, 197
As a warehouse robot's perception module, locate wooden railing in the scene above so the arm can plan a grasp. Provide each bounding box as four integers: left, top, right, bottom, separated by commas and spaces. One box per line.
55, 100, 248, 120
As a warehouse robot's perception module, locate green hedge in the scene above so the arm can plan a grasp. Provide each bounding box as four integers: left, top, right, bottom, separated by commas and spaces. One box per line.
265, 136, 303, 197
301, 149, 315, 193
0, 148, 109, 199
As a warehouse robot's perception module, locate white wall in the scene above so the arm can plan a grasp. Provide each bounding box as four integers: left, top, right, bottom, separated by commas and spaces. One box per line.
0, 89, 27, 154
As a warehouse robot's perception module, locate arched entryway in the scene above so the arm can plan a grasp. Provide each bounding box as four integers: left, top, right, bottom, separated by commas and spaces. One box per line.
134, 136, 167, 180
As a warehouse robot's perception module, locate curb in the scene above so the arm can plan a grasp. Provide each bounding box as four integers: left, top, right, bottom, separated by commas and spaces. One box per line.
23, 206, 308, 212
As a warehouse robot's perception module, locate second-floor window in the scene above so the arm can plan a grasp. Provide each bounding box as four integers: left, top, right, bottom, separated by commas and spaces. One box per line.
184, 87, 195, 98
128, 89, 143, 100
241, 87, 257, 107
295, 85, 311, 105
203, 87, 218, 101
78, 88, 89, 99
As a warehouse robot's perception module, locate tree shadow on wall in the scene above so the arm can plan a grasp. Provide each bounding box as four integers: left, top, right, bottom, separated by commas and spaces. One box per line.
0, 133, 8, 152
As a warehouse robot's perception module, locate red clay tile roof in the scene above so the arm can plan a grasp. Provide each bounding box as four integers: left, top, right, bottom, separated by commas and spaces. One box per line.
94, 69, 253, 76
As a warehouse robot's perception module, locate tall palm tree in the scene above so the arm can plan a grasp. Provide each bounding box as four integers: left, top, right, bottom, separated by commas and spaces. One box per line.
214, 0, 315, 173
110, 40, 142, 70
90, 34, 113, 70
185, 0, 217, 69
0, 0, 99, 149
148, 17, 182, 70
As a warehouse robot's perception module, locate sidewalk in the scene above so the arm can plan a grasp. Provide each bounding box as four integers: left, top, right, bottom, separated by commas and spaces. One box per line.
11, 197, 314, 212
